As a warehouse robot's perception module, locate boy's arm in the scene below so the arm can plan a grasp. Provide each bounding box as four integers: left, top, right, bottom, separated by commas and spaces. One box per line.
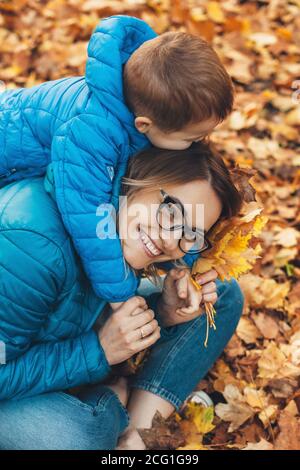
51, 114, 138, 302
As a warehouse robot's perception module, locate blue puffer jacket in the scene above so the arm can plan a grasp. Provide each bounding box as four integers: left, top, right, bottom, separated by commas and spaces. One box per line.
0, 15, 158, 303
0, 176, 166, 400
0, 177, 110, 399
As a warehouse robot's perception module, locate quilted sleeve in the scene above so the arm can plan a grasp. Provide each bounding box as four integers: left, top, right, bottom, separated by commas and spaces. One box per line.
51, 114, 138, 303
0, 230, 111, 400
0, 330, 112, 400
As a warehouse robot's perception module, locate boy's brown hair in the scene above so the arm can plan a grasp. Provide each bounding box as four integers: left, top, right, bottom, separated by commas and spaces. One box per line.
123, 31, 234, 132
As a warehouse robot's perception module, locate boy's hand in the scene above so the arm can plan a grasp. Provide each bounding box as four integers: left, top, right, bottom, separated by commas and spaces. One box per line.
157, 268, 218, 327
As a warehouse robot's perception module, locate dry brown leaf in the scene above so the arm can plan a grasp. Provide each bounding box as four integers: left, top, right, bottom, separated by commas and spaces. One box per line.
268, 378, 298, 399
215, 385, 254, 432
243, 438, 274, 450
252, 312, 279, 340
237, 317, 262, 344
275, 406, 300, 450
137, 410, 185, 450
258, 342, 300, 380
239, 274, 290, 310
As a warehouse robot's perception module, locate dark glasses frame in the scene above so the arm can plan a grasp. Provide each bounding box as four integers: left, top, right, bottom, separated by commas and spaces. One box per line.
156, 188, 213, 255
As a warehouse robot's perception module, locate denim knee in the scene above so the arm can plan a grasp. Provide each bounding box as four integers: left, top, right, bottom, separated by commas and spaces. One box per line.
129, 279, 244, 410
0, 388, 130, 450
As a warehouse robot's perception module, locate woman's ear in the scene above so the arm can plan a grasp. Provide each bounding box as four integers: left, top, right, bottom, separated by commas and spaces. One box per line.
134, 116, 153, 134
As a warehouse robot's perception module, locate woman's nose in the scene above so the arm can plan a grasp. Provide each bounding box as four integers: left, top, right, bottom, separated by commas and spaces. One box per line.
160, 230, 180, 254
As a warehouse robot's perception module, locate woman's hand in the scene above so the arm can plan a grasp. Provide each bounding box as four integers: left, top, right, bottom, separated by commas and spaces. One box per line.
109, 301, 124, 311
98, 296, 161, 366
157, 268, 218, 327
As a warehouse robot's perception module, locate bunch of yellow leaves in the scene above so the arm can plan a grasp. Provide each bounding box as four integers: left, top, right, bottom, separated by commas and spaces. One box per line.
176, 402, 215, 450
190, 201, 268, 347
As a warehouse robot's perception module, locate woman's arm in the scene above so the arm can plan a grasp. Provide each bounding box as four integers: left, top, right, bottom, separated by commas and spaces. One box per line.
0, 330, 111, 400
0, 229, 111, 400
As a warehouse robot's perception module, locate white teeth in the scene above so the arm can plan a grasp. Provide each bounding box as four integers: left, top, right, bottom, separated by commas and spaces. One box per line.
140, 232, 161, 256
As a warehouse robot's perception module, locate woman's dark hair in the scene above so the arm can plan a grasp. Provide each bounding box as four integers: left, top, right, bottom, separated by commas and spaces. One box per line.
122, 141, 242, 219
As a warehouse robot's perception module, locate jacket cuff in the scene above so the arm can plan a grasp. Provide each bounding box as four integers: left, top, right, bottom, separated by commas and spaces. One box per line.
80, 330, 112, 383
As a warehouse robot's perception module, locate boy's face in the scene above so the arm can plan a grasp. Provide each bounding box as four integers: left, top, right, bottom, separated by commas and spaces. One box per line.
135, 115, 219, 150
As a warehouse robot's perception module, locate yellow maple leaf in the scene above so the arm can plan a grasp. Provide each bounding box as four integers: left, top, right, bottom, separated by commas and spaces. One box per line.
191, 202, 268, 282
176, 403, 215, 450
190, 202, 268, 346
186, 402, 215, 435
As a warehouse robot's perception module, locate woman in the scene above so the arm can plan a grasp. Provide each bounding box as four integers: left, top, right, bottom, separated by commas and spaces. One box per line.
0, 143, 244, 450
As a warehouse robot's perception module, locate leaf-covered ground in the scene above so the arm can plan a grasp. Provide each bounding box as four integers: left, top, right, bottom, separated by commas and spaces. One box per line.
1, 0, 299, 450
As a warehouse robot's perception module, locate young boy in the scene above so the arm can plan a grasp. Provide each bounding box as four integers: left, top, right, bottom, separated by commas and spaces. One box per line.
0, 15, 233, 304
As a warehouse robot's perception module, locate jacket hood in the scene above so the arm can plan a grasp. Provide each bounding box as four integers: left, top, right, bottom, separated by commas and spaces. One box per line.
85, 15, 157, 154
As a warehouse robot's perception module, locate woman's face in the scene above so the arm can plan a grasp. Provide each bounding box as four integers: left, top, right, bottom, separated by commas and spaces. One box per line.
118, 180, 222, 270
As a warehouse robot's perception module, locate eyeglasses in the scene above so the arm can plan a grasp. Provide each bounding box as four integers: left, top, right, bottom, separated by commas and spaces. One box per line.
156, 188, 212, 255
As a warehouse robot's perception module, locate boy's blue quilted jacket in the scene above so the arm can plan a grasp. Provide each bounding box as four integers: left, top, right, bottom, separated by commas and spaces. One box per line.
0, 15, 158, 302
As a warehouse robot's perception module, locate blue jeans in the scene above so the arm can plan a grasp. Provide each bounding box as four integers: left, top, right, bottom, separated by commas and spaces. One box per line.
0, 279, 243, 450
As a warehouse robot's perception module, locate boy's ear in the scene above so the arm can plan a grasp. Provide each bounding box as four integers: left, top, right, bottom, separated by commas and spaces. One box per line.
134, 116, 153, 134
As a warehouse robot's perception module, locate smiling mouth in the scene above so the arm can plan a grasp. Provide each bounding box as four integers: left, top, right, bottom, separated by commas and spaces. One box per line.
138, 225, 163, 258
